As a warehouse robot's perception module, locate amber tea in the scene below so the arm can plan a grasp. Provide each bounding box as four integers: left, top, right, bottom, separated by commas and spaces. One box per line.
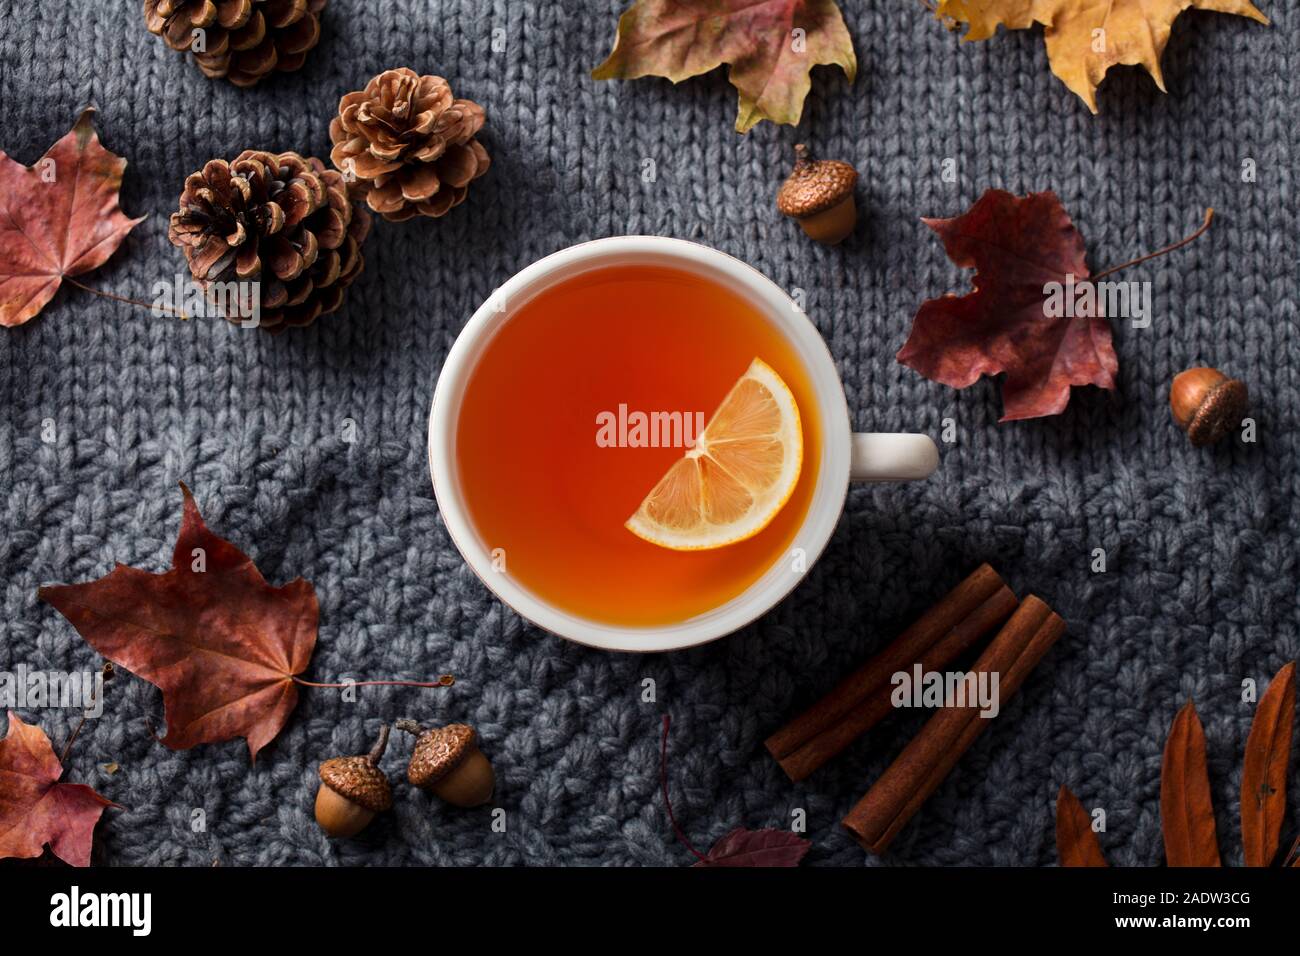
455, 263, 822, 627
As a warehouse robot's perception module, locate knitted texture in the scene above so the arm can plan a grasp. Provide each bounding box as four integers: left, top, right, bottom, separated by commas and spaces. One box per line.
0, 2, 1296, 866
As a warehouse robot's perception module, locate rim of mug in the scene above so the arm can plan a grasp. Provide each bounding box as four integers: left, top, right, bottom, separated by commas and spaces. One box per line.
428, 236, 852, 653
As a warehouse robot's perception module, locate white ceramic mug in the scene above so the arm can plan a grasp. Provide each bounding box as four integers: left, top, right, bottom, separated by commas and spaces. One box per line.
429, 237, 939, 653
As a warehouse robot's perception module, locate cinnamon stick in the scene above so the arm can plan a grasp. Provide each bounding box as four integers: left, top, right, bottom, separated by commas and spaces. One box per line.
842, 596, 1066, 854
766, 564, 1016, 781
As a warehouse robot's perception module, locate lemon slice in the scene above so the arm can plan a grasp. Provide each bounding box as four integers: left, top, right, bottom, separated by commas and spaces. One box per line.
625, 358, 803, 551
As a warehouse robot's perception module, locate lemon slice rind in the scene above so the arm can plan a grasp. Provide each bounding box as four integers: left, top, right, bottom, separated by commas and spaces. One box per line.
625, 358, 803, 551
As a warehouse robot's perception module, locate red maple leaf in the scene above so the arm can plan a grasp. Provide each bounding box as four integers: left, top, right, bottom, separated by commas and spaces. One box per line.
0, 108, 144, 327
39, 484, 318, 762
897, 190, 1117, 421
0, 712, 115, 867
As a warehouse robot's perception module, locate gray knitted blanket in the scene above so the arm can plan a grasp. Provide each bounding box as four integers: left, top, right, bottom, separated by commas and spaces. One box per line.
0, 1, 1295, 866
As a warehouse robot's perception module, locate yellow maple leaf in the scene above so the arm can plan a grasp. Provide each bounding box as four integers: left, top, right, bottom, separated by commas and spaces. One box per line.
936, 0, 1269, 112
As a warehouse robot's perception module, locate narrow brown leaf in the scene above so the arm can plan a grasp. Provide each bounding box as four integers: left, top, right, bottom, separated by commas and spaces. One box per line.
1055, 785, 1107, 867
1161, 700, 1221, 866
1283, 834, 1300, 868
1241, 661, 1295, 866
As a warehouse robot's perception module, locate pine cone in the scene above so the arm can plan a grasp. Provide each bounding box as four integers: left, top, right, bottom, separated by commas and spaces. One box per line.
144, 0, 326, 87
329, 68, 490, 222
168, 150, 371, 331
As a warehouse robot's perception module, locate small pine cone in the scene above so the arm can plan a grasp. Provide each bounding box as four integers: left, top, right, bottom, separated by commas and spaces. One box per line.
168, 150, 371, 332
329, 67, 490, 222
144, 0, 326, 87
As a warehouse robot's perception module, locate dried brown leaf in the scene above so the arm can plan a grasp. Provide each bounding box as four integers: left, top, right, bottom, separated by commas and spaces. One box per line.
1241, 661, 1295, 867
1055, 785, 1107, 867
1161, 700, 1221, 867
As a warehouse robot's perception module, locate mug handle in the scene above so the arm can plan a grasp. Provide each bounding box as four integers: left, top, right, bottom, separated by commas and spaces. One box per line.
850, 433, 939, 482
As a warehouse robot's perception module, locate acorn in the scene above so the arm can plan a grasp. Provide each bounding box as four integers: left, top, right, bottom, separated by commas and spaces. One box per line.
1170, 367, 1249, 447
314, 725, 393, 838
776, 144, 859, 244
396, 719, 495, 807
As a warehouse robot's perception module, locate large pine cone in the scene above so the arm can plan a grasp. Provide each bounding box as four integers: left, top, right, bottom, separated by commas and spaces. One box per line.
329, 68, 490, 222
144, 0, 326, 87
168, 150, 371, 331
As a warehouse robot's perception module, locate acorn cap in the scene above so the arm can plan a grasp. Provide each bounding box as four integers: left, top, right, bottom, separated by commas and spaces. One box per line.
319, 756, 393, 813
408, 724, 477, 787
776, 144, 858, 218
1186, 376, 1248, 447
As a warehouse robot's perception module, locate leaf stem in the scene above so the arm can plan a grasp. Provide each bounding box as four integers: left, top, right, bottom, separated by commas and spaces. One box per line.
58, 715, 87, 766
661, 714, 707, 862
292, 675, 455, 689
58, 663, 112, 765
1091, 208, 1214, 282
65, 276, 189, 319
